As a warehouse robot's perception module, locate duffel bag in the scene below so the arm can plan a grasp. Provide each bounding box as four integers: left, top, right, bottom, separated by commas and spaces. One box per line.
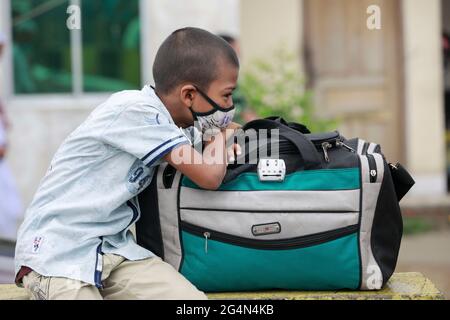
136, 117, 415, 292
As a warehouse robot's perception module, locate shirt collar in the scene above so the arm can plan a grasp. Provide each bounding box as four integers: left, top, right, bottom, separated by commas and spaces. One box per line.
142, 85, 174, 123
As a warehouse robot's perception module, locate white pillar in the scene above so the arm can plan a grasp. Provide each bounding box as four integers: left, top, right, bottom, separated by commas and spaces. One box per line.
139, 0, 154, 86
240, 0, 303, 71
0, 0, 13, 99
402, 0, 446, 196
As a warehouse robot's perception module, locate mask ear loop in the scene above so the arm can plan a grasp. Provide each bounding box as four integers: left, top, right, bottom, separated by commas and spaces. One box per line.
194, 86, 235, 114
188, 93, 205, 133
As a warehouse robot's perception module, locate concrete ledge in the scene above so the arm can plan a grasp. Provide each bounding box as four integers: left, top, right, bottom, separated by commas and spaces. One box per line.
208, 273, 445, 300
0, 283, 29, 300
0, 272, 445, 300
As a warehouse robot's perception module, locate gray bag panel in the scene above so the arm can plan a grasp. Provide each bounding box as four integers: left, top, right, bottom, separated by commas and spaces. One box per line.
359, 152, 385, 290
180, 188, 360, 213
156, 163, 183, 270
180, 208, 360, 240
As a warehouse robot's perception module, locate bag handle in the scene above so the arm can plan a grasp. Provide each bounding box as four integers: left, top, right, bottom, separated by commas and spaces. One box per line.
263, 116, 311, 134
236, 118, 322, 170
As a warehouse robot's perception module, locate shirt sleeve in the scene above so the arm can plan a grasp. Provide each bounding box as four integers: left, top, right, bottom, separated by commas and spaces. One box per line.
180, 126, 203, 148
101, 104, 191, 167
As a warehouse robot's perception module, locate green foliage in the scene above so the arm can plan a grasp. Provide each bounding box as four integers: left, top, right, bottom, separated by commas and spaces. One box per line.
403, 217, 435, 235
239, 49, 339, 133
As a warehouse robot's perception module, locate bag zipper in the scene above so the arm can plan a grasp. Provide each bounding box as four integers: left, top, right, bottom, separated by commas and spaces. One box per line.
181, 221, 359, 253
204, 231, 211, 254
336, 139, 356, 153
320, 138, 356, 163
253, 135, 356, 163
321, 142, 332, 162
181, 207, 357, 214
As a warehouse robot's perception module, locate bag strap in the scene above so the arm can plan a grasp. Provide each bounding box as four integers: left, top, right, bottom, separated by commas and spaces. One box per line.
262, 116, 311, 134
238, 118, 322, 170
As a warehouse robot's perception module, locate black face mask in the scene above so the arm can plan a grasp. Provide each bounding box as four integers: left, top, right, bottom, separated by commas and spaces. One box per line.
189, 86, 235, 132
190, 86, 235, 116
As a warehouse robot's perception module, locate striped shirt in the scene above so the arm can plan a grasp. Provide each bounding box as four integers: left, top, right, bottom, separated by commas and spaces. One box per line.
14, 86, 190, 287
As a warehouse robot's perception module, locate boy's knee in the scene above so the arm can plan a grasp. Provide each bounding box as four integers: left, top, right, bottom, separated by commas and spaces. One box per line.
183, 290, 208, 300
168, 286, 208, 300
153, 258, 208, 300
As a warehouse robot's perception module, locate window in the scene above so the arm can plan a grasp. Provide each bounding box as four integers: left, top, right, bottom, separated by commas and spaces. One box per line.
11, 0, 141, 95
82, 0, 141, 92
12, 0, 72, 93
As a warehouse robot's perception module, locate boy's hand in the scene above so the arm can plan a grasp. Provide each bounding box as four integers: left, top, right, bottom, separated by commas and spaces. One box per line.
224, 122, 242, 140
163, 123, 243, 190
224, 122, 242, 163
227, 141, 241, 163
226, 121, 242, 130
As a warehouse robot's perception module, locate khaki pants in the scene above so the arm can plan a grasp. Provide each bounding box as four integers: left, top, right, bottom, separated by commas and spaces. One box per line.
22, 254, 207, 300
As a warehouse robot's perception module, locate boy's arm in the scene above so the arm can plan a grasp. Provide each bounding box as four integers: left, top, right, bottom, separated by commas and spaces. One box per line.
164, 129, 228, 190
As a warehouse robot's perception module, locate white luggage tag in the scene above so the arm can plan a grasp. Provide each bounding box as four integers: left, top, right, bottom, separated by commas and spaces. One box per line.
257, 158, 286, 182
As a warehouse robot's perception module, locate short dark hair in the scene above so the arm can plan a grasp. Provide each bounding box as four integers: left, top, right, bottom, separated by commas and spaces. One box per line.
153, 27, 239, 95
218, 34, 236, 45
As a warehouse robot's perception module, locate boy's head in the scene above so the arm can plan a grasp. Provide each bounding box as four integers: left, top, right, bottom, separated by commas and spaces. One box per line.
153, 27, 239, 130
219, 34, 241, 58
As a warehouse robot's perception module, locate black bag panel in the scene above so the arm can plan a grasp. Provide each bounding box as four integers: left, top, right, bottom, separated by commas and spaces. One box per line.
371, 160, 403, 286
224, 121, 358, 183
136, 171, 164, 259
344, 138, 360, 152
223, 146, 360, 184
162, 164, 177, 189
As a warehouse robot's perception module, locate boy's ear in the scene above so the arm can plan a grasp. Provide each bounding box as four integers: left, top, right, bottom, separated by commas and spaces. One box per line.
180, 84, 197, 107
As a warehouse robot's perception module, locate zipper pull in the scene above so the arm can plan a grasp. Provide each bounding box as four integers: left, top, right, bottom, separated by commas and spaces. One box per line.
321, 142, 332, 162
204, 232, 210, 254
336, 139, 356, 153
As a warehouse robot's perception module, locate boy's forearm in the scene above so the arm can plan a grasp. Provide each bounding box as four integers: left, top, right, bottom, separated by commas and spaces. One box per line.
201, 130, 227, 187
165, 130, 227, 190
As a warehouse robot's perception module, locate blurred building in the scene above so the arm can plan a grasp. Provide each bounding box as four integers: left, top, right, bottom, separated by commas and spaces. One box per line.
0, 0, 448, 213
241, 0, 448, 202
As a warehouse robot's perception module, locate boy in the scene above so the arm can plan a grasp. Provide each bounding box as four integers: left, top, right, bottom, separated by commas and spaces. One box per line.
218, 34, 258, 124
14, 27, 241, 300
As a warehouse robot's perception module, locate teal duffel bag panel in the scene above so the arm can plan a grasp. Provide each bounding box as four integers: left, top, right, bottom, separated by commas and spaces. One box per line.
182, 168, 360, 191
180, 230, 361, 292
